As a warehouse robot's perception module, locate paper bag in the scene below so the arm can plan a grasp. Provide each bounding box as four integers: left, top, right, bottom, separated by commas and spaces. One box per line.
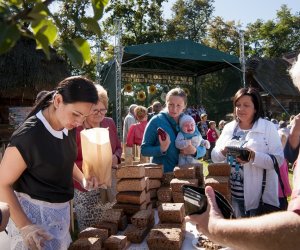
80, 128, 112, 188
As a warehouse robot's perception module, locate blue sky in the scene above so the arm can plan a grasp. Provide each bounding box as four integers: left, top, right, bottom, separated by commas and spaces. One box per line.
163, 0, 299, 26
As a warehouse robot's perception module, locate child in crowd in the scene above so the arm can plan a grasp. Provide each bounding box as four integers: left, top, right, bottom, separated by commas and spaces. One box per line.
207, 120, 219, 160
126, 106, 148, 162
175, 114, 210, 166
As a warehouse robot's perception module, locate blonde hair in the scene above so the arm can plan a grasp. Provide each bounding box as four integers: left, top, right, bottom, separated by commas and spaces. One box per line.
290, 54, 300, 91
134, 106, 147, 121
95, 84, 108, 108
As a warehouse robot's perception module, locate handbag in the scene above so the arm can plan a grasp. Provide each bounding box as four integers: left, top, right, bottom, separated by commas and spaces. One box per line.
256, 155, 284, 215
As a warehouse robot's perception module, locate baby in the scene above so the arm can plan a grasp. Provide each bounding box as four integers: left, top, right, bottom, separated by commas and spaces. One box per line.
175, 114, 210, 166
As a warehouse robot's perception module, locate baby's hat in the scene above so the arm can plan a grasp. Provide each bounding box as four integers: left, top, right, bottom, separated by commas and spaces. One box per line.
179, 114, 195, 128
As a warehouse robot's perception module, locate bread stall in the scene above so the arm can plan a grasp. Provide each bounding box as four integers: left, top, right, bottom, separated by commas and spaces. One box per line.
69, 162, 233, 249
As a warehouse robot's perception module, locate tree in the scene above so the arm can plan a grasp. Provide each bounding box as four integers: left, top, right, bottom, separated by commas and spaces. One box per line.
246, 5, 300, 58
103, 0, 166, 46
165, 0, 214, 42
203, 16, 240, 56
0, 0, 108, 68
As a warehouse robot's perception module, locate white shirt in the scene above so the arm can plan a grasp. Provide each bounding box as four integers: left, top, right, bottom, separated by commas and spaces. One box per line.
212, 118, 284, 211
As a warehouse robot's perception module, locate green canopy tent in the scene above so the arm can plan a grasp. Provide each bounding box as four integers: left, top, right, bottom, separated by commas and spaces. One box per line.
101, 39, 240, 136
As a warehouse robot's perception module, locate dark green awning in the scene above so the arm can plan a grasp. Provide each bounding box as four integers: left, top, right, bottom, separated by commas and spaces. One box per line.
122, 39, 240, 76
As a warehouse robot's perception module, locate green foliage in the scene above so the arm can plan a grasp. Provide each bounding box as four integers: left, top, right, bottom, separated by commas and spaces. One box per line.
203, 16, 240, 56
0, 23, 20, 54
165, 0, 214, 42
103, 0, 166, 45
246, 5, 300, 58
0, 0, 108, 68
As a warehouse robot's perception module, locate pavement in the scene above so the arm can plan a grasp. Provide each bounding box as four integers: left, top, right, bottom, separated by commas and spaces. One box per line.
0, 231, 10, 250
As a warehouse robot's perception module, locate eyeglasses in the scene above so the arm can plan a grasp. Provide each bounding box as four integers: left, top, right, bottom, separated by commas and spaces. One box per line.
91, 109, 108, 116
72, 110, 90, 122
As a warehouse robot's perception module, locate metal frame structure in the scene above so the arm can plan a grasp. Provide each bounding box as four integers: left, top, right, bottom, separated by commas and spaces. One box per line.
114, 19, 123, 138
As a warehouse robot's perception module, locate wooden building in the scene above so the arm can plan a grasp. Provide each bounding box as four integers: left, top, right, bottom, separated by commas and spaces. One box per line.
0, 37, 70, 143
246, 55, 300, 119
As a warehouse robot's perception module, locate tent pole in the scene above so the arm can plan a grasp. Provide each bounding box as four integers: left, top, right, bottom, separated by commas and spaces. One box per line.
114, 19, 123, 138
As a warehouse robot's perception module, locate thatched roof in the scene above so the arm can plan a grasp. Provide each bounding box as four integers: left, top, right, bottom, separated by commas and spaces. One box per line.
246, 57, 300, 97
0, 37, 70, 102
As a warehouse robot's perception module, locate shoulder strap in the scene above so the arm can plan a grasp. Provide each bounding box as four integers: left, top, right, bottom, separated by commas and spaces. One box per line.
269, 154, 285, 198
260, 169, 267, 201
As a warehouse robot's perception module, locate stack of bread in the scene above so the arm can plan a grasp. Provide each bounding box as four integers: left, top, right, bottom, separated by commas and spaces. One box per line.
147, 203, 186, 250
113, 165, 151, 220
205, 163, 231, 201
123, 209, 155, 243
170, 165, 201, 203
138, 163, 163, 208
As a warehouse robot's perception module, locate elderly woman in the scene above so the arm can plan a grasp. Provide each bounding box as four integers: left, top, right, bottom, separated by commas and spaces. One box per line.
74, 84, 122, 231
211, 87, 284, 218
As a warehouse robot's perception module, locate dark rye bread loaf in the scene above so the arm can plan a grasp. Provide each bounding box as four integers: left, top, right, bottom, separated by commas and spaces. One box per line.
158, 203, 185, 223
131, 209, 154, 228
172, 191, 184, 203
94, 221, 118, 236
102, 209, 124, 225
147, 223, 185, 250
116, 190, 146, 204
161, 172, 174, 186
137, 163, 163, 178
157, 186, 172, 202
112, 201, 147, 215
69, 237, 102, 250
173, 166, 196, 179
116, 178, 146, 192
116, 165, 145, 179
104, 235, 127, 250
205, 175, 230, 196
170, 178, 198, 192
123, 224, 150, 243
78, 227, 108, 242
148, 179, 161, 189
207, 163, 230, 176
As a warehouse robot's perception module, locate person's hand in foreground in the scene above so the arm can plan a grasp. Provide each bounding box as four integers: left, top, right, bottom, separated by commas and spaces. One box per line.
185, 186, 223, 237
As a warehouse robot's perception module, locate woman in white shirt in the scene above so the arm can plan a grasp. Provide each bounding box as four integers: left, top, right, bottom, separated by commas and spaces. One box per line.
212, 87, 284, 218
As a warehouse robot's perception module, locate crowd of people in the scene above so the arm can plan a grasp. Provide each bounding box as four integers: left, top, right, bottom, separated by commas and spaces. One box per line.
0, 54, 300, 250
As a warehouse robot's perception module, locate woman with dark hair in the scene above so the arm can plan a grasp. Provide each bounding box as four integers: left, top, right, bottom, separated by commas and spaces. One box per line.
0, 76, 99, 250
211, 87, 284, 218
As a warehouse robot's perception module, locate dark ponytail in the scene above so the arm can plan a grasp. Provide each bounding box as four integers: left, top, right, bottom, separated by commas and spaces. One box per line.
26, 76, 98, 120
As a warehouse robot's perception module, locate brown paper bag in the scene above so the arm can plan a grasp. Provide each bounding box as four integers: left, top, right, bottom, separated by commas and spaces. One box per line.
80, 128, 112, 188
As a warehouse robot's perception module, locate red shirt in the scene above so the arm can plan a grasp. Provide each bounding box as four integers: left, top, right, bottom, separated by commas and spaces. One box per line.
74, 117, 122, 192
126, 120, 148, 147
207, 128, 218, 143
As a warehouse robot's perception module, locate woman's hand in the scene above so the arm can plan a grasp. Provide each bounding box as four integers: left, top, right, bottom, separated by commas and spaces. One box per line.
220, 147, 228, 157
81, 177, 99, 191
159, 132, 171, 153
